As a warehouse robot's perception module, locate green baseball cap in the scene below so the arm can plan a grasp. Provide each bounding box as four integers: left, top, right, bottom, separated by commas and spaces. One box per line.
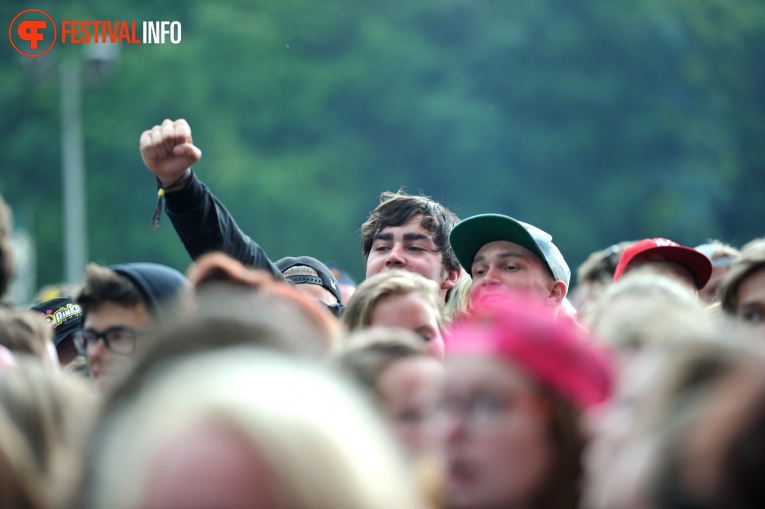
449, 214, 571, 288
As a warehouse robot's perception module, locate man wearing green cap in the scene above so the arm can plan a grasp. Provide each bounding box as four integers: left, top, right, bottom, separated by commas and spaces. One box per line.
449, 214, 570, 313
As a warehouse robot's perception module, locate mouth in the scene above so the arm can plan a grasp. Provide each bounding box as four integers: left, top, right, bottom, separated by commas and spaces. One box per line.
89, 367, 105, 383
472, 289, 512, 305
447, 458, 477, 487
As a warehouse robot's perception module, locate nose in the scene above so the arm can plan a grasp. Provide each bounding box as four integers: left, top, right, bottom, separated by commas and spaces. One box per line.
385, 244, 406, 267
439, 409, 468, 444
86, 336, 109, 365
482, 265, 501, 285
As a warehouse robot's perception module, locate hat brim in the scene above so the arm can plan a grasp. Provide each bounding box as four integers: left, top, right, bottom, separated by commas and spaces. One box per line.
623, 246, 713, 289
275, 256, 343, 305
449, 214, 545, 273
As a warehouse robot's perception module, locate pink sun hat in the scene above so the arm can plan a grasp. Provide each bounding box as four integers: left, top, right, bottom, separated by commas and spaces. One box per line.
447, 291, 614, 411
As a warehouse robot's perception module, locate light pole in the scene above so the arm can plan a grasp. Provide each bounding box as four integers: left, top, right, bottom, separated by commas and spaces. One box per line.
60, 55, 86, 285
52, 42, 120, 284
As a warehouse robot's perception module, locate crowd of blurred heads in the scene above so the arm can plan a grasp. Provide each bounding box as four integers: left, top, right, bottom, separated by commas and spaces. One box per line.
2, 182, 765, 509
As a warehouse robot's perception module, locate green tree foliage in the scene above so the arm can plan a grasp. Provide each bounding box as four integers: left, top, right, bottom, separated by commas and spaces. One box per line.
1, 0, 763, 289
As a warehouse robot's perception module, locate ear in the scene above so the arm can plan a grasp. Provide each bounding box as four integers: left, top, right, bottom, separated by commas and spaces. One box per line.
547, 280, 567, 307
441, 267, 461, 291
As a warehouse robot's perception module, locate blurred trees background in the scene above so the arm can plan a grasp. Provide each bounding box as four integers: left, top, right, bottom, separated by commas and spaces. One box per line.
2, 0, 764, 295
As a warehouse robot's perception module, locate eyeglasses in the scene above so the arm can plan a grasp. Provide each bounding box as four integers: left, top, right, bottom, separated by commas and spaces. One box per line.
435, 390, 546, 428
73, 327, 147, 356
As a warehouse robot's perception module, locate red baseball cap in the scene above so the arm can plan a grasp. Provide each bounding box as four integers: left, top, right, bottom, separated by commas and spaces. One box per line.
613, 238, 713, 289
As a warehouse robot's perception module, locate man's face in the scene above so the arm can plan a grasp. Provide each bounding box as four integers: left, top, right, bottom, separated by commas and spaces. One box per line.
470, 241, 563, 307
83, 301, 152, 389
366, 214, 459, 297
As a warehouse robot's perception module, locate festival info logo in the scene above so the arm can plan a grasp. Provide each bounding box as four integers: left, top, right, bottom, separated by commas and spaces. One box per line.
9, 9, 56, 57
9, 9, 181, 58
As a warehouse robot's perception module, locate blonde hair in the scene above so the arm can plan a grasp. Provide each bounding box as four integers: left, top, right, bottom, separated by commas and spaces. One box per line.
444, 272, 472, 321
342, 270, 444, 332
80, 348, 426, 509
333, 327, 430, 400
587, 272, 712, 352
0, 360, 95, 509
282, 265, 320, 278
0, 308, 54, 363
0, 408, 47, 509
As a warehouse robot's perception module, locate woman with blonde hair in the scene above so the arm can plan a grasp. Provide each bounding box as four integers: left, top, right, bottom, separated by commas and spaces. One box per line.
343, 270, 446, 358
76, 347, 427, 509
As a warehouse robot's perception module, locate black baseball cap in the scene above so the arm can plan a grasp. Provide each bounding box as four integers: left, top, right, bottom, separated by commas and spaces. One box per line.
30, 296, 83, 346
276, 256, 343, 305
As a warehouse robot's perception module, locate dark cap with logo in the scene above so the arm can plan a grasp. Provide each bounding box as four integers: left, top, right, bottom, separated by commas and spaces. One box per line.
30, 296, 83, 346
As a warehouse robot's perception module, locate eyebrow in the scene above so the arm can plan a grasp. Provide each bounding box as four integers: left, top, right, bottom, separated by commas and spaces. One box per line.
403, 232, 431, 242
472, 252, 525, 265
373, 232, 393, 241
738, 301, 765, 312
373, 232, 432, 243
416, 325, 438, 336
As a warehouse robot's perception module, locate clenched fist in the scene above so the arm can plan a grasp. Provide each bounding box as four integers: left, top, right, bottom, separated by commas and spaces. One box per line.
140, 119, 202, 188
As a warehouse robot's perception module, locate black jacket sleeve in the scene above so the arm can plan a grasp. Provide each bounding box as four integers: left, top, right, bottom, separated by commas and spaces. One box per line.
163, 172, 283, 281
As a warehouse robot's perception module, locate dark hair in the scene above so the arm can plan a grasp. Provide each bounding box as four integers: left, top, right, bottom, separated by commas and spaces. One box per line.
650, 358, 765, 509
75, 264, 144, 315
0, 193, 13, 300
577, 241, 636, 285
535, 389, 587, 509
360, 191, 460, 272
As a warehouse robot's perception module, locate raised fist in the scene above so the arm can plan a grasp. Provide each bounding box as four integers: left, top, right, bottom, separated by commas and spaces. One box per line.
140, 118, 202, 188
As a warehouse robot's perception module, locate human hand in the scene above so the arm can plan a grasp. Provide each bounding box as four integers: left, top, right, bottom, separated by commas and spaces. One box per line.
140, 118, 202, 188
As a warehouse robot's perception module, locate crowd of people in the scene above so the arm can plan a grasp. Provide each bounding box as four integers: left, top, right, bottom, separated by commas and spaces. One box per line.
0, 117, 763, 509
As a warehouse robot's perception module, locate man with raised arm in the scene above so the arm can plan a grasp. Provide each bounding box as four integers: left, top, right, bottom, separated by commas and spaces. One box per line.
140, 119, 461, 302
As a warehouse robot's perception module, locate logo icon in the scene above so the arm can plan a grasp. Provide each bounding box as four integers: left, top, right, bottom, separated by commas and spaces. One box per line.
9, 9, 57, 57
654, 238, 678, 248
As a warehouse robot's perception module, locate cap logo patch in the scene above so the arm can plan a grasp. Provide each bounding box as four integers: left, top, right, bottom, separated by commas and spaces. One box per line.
654, 238, 678, 247
38, 303, 83, 329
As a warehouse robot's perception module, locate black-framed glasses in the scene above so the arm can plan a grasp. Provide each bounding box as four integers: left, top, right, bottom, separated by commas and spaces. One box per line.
72, 327, 147, 356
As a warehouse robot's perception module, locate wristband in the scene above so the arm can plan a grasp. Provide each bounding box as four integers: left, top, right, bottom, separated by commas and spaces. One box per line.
151, 169, 193, 231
